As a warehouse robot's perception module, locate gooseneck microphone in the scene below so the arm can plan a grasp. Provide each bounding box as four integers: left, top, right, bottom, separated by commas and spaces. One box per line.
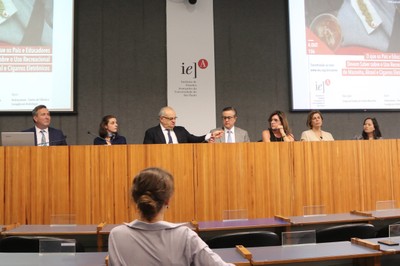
87, 131, 107, 142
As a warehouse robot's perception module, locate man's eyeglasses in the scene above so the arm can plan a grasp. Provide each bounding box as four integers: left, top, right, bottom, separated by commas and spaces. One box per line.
162, 116, 177, 121
222, 116, 235, 120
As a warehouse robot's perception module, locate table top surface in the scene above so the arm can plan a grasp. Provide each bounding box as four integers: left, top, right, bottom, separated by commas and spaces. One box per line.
368, 209, 400, 219
0, 252, 108, 266
288, 212, 374, 225
1, 224, 100, 236
197, 217, 290, 231
213, 248, 250, 265
365, 236, 400, 254
248, 241, 381, 265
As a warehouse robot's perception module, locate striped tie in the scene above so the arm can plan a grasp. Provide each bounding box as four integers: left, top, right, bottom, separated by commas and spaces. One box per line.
40, 130, 47, 146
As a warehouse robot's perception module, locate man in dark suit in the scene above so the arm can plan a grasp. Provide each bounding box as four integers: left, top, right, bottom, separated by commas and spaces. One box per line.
143, 106, 222, 144
22, 104, 67, 146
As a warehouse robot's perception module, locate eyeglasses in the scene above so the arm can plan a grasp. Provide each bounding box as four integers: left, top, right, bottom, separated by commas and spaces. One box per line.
222, 116, 235, 120
162, 116, 177, 121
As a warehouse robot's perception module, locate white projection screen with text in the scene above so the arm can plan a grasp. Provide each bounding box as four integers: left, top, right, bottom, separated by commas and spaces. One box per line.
0, 0, 74, 112
289, 0, 400, 111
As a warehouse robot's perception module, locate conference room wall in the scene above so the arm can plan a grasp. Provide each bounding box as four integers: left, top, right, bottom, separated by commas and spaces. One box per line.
0, 0, 398, 145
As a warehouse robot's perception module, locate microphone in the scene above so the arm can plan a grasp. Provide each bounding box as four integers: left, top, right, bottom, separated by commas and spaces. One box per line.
87, 131, 107, 142
38, 136, 67, 146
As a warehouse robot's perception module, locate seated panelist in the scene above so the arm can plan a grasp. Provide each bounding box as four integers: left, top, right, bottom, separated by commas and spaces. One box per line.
262, 110, 294, 142
143, 106, 222, 144
211, 107, 250, 143
93, 115, 127, 145
22, 104, 67, 146
300, 110, 334, 141
354, 117, 382, 140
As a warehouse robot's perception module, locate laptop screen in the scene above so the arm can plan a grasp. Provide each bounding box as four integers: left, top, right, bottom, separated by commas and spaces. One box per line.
1, 132, 35, 146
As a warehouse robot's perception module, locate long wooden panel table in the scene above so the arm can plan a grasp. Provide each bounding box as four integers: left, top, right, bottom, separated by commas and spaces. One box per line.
1, 140, 400, 225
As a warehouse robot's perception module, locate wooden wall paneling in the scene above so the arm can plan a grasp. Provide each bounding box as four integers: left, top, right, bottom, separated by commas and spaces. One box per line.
252, 142, 294, 218
30, 146, 70, 224
4, 147, 32, 224
195, 143, 253, 221
90, 145, 129, 224
292, 142, 335, 215
128, 144, 196, 223
0, 147, 4, 224
360, 140, 396, 211
392, 140, 400, 206
329, 141, 363, 213
126, 145, 147, 222
70, 146, 93, 224
193, 143, 218, 221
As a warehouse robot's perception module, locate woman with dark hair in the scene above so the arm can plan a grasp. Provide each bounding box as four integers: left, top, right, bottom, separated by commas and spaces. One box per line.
355, 117, 382, 140
93, 115, 127, 145
262, 110, 294, 142
300, 110, 334, 141
108, 168, 233, 266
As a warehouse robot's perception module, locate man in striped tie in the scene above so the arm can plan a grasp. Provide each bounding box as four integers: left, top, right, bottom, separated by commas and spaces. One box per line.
22, 104, 67, 146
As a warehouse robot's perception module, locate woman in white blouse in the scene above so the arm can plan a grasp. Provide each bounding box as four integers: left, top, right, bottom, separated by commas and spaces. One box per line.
300, 110, 334, 141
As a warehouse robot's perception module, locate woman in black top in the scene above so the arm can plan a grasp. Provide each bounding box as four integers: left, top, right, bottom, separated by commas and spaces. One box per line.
262, 111, 294, 142
93, 115, 127, 145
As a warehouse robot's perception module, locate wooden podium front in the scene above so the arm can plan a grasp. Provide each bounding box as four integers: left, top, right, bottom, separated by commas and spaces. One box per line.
1, 140, 399, 224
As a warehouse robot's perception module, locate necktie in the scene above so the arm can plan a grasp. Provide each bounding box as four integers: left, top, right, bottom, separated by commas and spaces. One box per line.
227, 130, 232, 143
40, 130, 47, 146
167, 129, 173, 144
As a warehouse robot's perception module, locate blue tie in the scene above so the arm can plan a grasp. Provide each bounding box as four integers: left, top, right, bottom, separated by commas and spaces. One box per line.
227, 130, 232, 143
167, 129, 173, 144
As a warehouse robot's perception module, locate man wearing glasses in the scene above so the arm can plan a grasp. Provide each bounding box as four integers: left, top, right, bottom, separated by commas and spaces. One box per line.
143, 106, 222, 144
211, 107, 250, 143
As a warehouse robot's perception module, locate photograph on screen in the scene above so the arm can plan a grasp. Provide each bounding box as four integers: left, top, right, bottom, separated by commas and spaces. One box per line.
289, 0, 400, 111
0, 0, 74, 112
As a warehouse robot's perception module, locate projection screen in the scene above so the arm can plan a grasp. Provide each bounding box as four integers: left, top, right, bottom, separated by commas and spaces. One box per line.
0, 0, 74, 112
288, 0, 400, 111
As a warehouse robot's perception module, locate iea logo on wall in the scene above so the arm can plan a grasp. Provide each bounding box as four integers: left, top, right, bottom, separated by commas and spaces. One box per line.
181, 59, 209, 79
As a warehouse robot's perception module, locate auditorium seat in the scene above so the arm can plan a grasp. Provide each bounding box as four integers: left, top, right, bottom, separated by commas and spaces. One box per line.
316, 223, 376, 243
0, 236, 85, 252
206, 231, 280, 249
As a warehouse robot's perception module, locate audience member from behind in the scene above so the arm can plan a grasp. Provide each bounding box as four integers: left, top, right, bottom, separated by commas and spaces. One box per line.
300, 110, 334, 141
355, 117, 382, 140
143, 106, 222, 144
93, 115, 127, 145
22, 105, 67, 146
108, 167, 234, 266
262, 110, 294, 142
211, 107, 250, 143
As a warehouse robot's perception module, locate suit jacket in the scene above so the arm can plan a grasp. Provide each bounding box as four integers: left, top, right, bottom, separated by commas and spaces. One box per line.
213, 127, 250, 143
93, 134, 127, 145
143, 125, 205, 144
22, 126, 67, 146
